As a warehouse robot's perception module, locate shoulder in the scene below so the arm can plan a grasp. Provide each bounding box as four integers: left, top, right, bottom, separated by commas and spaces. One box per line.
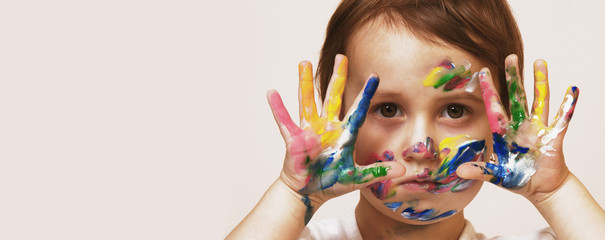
299, 212, 362, 240
463, 220, 557, 240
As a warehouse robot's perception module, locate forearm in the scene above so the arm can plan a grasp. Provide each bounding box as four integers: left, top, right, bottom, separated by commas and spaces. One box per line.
532, 173, 605, 240
226, 178, 312, 240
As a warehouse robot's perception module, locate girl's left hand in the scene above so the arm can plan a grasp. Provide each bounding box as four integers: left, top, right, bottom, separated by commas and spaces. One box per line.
456, 54, 579, 202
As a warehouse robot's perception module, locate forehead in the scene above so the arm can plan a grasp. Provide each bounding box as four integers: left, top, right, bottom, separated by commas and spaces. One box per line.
346, 23, 486, 87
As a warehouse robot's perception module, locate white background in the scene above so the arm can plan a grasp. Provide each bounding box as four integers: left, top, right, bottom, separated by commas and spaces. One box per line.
0, 0, 603, 239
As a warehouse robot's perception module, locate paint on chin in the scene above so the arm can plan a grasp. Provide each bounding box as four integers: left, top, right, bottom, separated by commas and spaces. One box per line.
383, 201, 457, 221
402, 207, 457, 221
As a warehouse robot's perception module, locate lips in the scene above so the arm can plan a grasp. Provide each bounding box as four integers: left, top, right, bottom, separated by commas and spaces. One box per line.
397, 173, 465, 194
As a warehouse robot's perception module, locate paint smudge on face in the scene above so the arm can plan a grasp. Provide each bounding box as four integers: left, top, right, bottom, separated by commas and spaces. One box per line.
401, 207, 457, 221
368, 136, 484, 198
384, 202, 403, 212
422, 60, 476, 92
423, 135, 485, 194
402, 137, 438, 159
435, 135, 485, 179
384, 201, 455, 221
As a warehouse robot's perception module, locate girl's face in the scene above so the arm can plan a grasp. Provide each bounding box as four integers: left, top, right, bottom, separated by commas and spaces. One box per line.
343, 24, 494, 224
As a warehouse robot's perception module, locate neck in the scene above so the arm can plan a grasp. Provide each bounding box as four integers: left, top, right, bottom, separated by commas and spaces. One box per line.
355, 195, 466, 240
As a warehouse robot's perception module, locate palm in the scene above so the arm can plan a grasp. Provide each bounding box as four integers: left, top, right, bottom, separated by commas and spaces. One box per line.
460, 55, 578, 200
268, 55, 401, 201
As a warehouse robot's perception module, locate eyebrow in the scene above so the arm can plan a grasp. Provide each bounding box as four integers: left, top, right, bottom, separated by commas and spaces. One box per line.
437, 89, 484, 104
371, 91, 404, 99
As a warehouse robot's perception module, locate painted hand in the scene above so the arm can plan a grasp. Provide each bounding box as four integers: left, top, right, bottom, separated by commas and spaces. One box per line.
457, 55, 579, 200
267, 55, 404, 222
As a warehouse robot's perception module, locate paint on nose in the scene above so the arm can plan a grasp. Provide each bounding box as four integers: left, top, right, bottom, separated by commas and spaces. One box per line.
402, 137, 438, 159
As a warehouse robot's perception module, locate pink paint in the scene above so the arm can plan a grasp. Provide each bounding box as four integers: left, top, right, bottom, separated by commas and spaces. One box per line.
402, 138, 437, 159
268, 91, 302, 135
268, 91, 319, 174
370, 179, 393, 200
417, 168, 430, 179
479, 73, 507, 134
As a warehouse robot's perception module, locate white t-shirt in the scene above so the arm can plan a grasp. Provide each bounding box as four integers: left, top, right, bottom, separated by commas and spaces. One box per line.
300, 212, 556, 240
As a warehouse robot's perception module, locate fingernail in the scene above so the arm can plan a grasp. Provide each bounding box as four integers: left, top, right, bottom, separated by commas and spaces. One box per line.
478, 71, 489, 82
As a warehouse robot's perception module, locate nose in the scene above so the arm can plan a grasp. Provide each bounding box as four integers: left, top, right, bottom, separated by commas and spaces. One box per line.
402, 137, 438, 160
401, 117, 439, 162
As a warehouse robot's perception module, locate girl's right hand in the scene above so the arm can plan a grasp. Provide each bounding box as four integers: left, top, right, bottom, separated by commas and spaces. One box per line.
266, 55, 405, 212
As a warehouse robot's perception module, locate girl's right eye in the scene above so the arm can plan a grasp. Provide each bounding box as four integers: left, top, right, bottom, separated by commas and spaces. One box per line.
375, 103, 402, 118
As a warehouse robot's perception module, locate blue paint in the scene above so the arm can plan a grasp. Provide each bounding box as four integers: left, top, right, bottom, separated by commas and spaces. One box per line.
511, 142, 529, 154
436, 140, 485, 177
487, 132, 534, 189
384, 202, 403, 212
484, 162, 509, 185
346, 76, 379, 133
298, 76, 383, 194
383, 151, 394, 161
401, 207, 457, 221
302, 195, 314, 225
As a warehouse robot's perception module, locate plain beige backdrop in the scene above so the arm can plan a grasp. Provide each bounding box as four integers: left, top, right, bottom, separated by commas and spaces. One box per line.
0, 0, 603, 239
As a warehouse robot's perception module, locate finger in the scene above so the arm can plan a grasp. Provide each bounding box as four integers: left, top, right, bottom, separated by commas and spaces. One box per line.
479, 68, 509, 135
267, 90, 303, 139
544, 86, 579, 143
531, 60, 550, 126
347, 162, 406, 188
323, 54, 348, 121
343, 74, 379, 134
299, 61, 320, 127
505, 54, 529, 130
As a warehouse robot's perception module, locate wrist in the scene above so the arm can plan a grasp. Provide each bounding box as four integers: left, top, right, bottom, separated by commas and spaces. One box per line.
275, 177, 325, 225
526, 171, 572, 205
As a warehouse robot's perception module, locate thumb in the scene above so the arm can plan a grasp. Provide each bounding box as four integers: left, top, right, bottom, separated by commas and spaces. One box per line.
456, 162, 498, 183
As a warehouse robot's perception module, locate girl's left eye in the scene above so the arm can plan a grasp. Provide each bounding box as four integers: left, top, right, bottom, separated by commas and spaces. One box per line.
442, 104, 468, 119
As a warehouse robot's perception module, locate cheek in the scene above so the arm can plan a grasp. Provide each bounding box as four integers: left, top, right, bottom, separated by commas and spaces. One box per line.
354, 122, 394, 165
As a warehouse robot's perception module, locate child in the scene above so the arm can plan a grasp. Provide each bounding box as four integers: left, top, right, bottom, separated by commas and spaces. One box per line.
228, 0, 605, 239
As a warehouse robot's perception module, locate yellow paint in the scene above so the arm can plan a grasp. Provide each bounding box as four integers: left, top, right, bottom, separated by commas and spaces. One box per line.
299, 63, 320, 128
326, 59, 347, 121
439, 135, 472, 156
423, 66, 447, 87
320, 127, 344, 148
532, 71, 547, 124
437, 135, 473, 174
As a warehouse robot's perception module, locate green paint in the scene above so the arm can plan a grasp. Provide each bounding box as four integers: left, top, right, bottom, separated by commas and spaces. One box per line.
507, 66, 526, 130
334, 165, 390, 185
434, 65, 467, 88
368, 165, 390, 177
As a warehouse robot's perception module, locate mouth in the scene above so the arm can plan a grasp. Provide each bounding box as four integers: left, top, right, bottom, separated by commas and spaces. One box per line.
396, 173, 468, 194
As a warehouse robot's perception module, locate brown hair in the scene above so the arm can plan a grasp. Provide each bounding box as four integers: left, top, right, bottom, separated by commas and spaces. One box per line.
316, 0, 523, 111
